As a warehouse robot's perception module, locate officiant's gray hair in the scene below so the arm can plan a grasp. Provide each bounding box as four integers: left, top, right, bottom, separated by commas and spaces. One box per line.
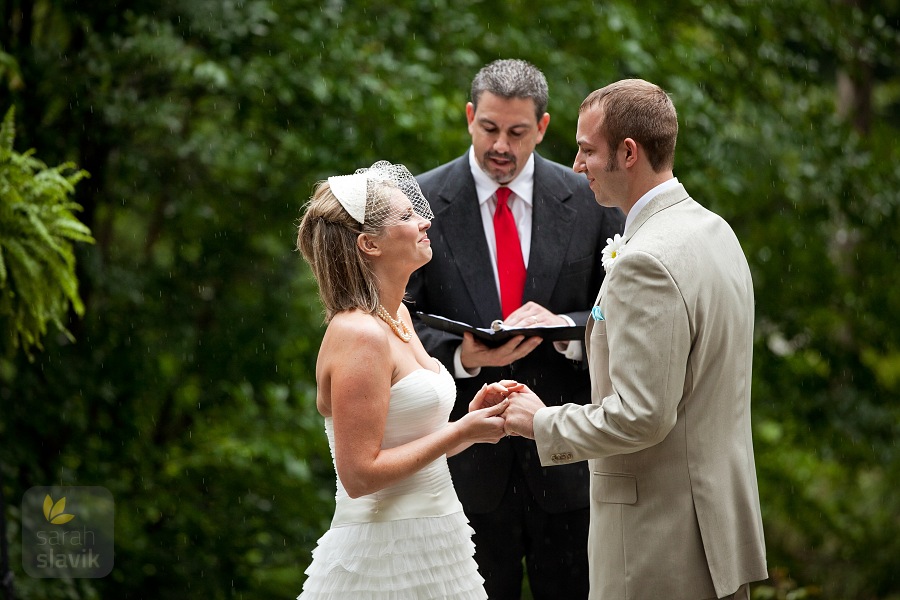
471, 59, 549, 122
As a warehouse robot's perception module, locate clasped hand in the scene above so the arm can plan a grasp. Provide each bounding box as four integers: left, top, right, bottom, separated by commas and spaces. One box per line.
468, 379, 546, 441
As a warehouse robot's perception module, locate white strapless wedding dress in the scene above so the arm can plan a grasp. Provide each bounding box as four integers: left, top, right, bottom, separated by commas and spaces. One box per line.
297, 360, 486, 599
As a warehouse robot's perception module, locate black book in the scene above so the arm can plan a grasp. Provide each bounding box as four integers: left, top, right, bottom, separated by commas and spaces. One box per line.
416, 312, 586, 347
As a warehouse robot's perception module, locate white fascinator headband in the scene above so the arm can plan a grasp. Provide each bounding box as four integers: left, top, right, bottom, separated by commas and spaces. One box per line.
327, 174, 368, 224
327, 160, 434, 228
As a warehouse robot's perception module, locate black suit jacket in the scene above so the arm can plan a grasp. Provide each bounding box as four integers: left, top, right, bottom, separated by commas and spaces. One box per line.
406, 152, 625, 513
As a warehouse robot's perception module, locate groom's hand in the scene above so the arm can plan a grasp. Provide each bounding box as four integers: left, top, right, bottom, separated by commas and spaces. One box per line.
503, 385, 545, 440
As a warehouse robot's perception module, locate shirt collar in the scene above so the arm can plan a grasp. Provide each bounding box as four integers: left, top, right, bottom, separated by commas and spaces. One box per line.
624, 177, 679, 235
468, 146, 535, 206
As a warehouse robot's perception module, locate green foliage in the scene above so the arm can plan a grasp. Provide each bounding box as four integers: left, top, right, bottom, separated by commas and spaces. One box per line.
0, 0, 898, 598
0, 106, 93, 358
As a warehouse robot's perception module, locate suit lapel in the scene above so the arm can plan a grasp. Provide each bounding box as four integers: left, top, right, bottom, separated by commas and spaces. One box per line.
588, 183, 688, 364
525, 155, 577, 308
430, 159, 503, 324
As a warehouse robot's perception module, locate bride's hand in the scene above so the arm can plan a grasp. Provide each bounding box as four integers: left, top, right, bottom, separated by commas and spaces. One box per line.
456, 399, 510, 444
469, 380, 525, 411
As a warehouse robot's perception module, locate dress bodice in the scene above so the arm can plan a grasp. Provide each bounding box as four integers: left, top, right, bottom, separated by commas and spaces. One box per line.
324, 360, 462, 525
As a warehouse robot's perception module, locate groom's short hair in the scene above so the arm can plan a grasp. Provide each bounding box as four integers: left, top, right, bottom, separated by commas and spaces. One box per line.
580, 79, 678, 173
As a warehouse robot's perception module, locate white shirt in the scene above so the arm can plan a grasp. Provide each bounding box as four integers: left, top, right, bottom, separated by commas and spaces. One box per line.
624, 177, 680, 235
469, 146, 535, 295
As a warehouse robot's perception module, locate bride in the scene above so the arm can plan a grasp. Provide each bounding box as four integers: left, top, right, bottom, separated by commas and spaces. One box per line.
294, 160, 520, 599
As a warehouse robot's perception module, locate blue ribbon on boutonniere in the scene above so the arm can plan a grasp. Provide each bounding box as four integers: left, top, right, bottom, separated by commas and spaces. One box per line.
591, 306, 605, 321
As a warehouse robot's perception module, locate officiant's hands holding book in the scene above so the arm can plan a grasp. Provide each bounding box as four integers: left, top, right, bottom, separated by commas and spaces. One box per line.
459, 301, 563, 370
500, 301, 570, 330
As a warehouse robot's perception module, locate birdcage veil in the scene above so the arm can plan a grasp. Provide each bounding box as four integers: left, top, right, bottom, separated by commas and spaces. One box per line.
327, 160, 433, 228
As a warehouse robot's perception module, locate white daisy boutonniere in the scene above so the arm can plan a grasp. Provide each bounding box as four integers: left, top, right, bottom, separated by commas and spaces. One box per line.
601, 234, 626, 272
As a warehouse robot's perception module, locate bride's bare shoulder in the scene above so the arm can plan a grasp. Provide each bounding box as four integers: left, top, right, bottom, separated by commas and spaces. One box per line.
320, 309, 389, 361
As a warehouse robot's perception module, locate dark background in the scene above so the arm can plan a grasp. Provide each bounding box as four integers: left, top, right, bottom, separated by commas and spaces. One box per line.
1, 1, 898, 598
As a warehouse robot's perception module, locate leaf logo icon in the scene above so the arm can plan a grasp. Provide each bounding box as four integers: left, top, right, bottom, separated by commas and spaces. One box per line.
42, 494, 75, 525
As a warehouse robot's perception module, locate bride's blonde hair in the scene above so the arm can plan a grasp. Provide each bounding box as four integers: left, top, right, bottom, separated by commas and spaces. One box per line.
296, 180, 386, 321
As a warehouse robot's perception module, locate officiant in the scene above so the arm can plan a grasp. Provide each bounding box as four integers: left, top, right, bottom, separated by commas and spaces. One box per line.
405, 59, 624, 600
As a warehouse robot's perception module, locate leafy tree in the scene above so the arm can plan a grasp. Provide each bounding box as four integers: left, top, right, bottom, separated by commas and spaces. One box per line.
0, 106, 93, 359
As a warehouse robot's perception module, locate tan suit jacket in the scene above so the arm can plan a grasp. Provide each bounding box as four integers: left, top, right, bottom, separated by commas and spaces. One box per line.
533, 184, 767, 599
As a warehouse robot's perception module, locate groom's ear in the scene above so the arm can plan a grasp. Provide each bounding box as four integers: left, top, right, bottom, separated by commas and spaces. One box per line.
622, 138, 639, 168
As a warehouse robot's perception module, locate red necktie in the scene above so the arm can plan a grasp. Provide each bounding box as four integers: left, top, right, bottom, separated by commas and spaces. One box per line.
493, 187, 526, 318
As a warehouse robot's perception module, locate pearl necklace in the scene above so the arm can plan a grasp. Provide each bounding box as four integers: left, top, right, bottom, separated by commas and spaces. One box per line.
376, 304, 412, 342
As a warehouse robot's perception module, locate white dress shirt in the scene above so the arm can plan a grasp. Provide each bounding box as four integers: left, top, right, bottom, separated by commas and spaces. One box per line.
625, 177, 680, 235
469, 146, 535, 296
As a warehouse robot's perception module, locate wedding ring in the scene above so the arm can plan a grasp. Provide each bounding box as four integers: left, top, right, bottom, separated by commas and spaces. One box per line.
530, 316, 538, 324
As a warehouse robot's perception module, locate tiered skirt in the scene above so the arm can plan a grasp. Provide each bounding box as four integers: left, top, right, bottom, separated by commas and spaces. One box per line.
298, 511, 486, 599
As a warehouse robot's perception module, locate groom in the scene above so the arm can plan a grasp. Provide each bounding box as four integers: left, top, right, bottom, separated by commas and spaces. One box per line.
502, 79, 768, 599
